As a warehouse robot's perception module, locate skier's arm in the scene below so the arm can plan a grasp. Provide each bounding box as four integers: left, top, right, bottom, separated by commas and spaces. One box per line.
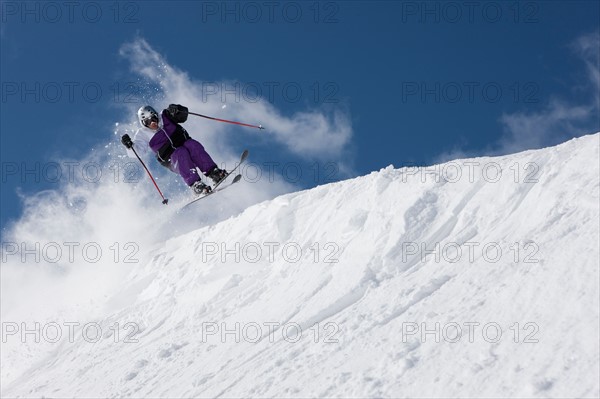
121, 129, 152, 158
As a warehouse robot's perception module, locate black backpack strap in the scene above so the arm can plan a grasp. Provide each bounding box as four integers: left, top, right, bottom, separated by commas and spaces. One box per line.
155, 126, 191, 164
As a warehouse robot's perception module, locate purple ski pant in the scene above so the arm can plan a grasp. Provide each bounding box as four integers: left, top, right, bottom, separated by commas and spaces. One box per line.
169, 139, 217, 186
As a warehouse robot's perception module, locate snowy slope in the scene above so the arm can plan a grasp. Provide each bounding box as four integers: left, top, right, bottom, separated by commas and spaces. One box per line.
2, 134, 599, 398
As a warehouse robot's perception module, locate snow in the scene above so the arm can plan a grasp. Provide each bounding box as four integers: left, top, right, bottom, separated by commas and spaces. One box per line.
1, 134, 599, 398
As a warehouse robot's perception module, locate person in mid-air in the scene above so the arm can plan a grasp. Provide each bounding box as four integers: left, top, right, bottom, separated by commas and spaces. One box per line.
122, 104, 228, 195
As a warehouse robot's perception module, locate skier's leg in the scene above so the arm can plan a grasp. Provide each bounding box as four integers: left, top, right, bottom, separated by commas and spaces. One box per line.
183, 139, 217, 174
170, 147, 201, 186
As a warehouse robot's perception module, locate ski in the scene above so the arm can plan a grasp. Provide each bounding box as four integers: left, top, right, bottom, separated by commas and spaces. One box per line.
213, 149, 248, 191
180, 150, 248, 209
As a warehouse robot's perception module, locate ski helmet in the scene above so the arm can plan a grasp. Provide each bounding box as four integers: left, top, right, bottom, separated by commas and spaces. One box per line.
137, 105, 159, 128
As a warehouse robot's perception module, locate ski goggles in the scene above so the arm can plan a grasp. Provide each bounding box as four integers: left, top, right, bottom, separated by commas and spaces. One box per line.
142, 116, 159, 127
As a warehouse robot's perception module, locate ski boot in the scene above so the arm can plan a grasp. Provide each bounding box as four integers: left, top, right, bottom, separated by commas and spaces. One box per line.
207, 166, 229, 185
191, 180, 212, 196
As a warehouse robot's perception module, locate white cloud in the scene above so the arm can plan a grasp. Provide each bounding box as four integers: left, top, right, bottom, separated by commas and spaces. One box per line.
119, 37, 353, 161
497, 31, 600, 154
433, 31, 600, 163
571, 31, 600, 105
498, 99, 594, 154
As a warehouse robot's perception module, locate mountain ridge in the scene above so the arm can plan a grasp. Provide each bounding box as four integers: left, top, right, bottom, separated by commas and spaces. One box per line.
2, 133, 599, 398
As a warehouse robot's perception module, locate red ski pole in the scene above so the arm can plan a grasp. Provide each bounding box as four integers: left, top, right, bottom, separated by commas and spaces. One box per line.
121, 134, 168, 205
189, 111, 264, 130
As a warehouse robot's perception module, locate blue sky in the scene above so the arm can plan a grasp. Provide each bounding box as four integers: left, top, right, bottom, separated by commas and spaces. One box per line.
1, 1, 599, 231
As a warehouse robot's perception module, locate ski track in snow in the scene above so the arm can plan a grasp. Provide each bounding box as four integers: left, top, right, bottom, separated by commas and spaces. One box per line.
1, 134, 599, 398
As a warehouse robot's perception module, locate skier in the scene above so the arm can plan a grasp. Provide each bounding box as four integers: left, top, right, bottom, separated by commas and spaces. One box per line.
121, 104, 228, 195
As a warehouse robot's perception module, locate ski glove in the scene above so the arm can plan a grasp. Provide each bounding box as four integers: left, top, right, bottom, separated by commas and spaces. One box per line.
121, 134, 134, 149
166, 104, 189, 124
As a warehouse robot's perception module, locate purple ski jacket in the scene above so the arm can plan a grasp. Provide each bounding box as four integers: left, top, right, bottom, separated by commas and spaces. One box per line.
148, 111, 180, 153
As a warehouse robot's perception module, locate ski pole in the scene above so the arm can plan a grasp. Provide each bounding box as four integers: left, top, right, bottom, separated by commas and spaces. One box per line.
189, 111, 265, 130
121, 134, 169, 205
